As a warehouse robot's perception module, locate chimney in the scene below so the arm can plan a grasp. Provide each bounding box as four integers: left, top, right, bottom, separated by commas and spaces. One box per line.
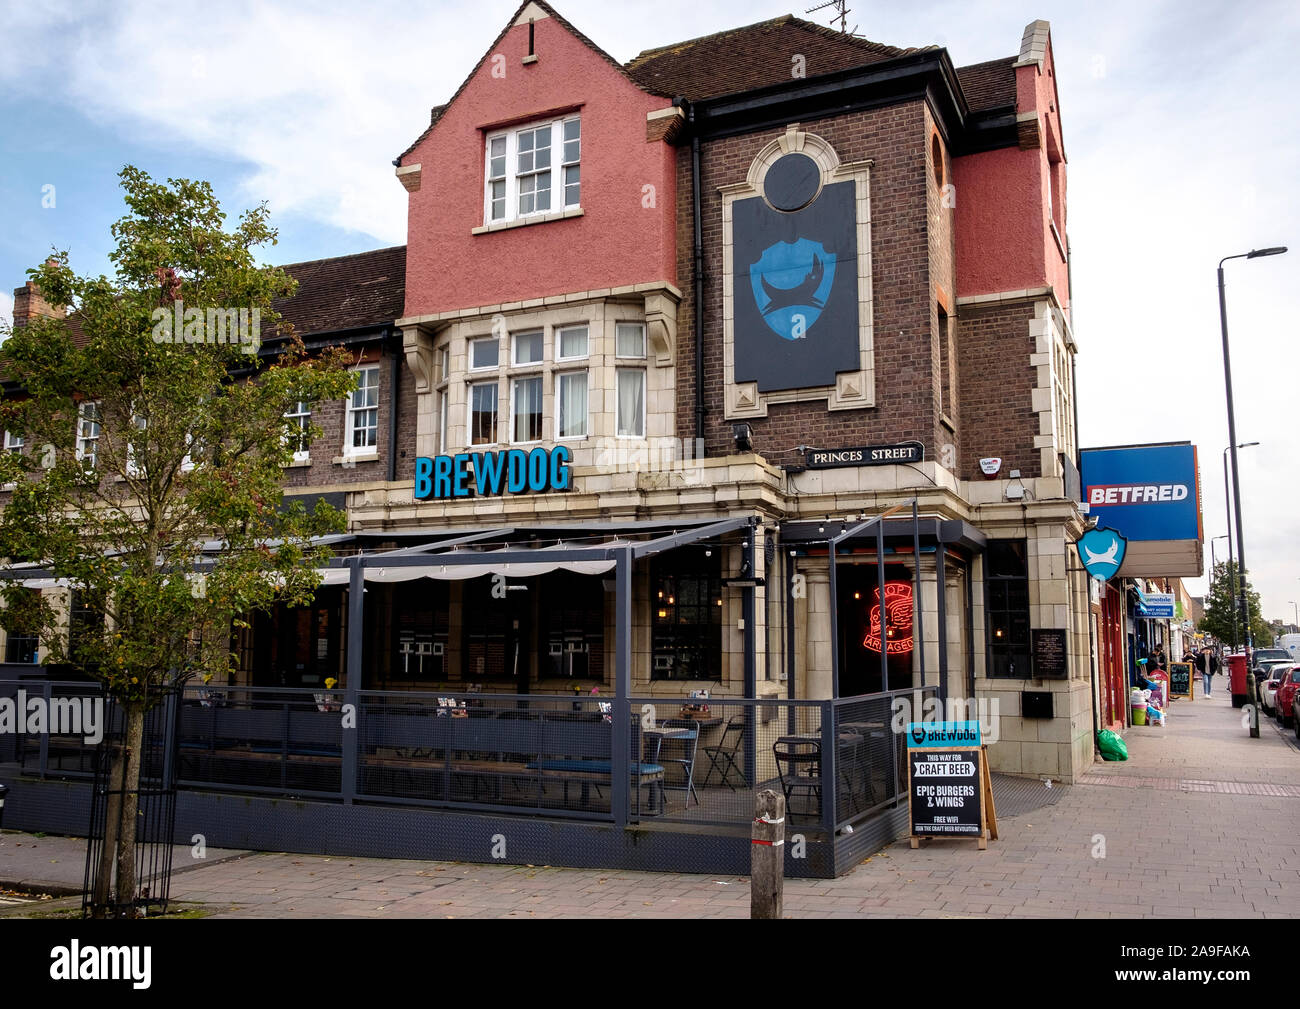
11, 281, 66, 328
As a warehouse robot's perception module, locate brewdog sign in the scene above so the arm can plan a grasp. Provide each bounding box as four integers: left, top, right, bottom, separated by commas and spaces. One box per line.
415, 446, 571, 501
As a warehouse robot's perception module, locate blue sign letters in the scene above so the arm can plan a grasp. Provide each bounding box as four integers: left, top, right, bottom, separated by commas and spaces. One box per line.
415, 446, 571, 501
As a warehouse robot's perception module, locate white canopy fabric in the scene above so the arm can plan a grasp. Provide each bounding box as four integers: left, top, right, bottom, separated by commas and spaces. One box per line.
318, 540, 627, 584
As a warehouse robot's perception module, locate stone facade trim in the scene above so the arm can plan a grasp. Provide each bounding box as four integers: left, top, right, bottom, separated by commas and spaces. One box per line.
720, 125, 875, 419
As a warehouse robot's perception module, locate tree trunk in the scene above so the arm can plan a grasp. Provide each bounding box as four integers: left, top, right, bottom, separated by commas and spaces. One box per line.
91, 737, 125, 916
113, 703, 146, 917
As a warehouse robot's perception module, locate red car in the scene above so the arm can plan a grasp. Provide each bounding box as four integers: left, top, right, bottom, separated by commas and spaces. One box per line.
1274, 666, 1300, 729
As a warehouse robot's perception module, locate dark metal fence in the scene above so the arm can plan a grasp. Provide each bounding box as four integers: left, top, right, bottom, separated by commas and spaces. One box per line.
2, 680, 935, 837
0, 679, 107, 778
625, 685, 934, 834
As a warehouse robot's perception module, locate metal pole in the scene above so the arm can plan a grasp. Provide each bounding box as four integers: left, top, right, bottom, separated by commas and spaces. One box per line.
829, 528, 840, 699
343, 556, 363, 804
613, 546, 632, 826
1219, 267, 1253, 660
744, 525, 757, 784
936, 546, 949, 705
877, 519, 888, 692
1222, 450, 1238, 652
913, 501, 925, 687
1220, 262, 1259, 737
785, 547, 797, 736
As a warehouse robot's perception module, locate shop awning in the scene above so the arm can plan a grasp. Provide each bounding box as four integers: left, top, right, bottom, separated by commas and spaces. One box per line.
0, 518, 753, 589
357, 541, 625, 582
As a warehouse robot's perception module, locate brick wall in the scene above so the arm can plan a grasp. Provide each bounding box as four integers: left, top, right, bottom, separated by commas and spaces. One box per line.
282, 346, 418, 489
674, 100, 944, 468
956, 300, 1039, 479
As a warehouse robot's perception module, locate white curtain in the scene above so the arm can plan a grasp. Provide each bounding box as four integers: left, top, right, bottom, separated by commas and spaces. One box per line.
559, 372, 588, 438
617, 369, 645, 437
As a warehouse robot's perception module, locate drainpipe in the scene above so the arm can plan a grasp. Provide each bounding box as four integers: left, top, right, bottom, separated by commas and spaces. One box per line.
685, 97, 706, 457
386, 328, 400, 483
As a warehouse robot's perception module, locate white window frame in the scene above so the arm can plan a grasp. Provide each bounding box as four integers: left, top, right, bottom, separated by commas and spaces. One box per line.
1, 429, 20, 489
345, 366, 380, 456
76, 401, 102, 469
285, 400, 312, 462
556, 370, 589, 441
126, 412, 147, 478
483, 115, 581, 226
556, 324, 589, 362
512, 330, 544, 367
438, 389, 448, 455
469, 337, 500, 372
510, 375, 544, 445
468, 381, 500, 447
615, 321, 647, 360
616, 368, 647, 439
615, 322, 648, 439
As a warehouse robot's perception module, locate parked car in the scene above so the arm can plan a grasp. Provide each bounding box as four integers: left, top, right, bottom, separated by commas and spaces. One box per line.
1275, 667, 1300, 729
1293, 688, 1300, 739
1252, 648, 1291, 677
1255, 660, 1294, 705
1253, 647, 1291, 667
1260, 665, 1292, 714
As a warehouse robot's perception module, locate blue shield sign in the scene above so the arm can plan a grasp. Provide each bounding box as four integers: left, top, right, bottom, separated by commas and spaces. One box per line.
1077, 527, 1127, 581
749, 238, 837, 341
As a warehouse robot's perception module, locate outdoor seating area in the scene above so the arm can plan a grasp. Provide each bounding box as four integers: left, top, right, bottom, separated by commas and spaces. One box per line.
0, 678, 927, 881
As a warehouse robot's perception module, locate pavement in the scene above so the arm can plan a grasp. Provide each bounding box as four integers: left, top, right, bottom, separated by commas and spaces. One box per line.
3, 687, 1297, 918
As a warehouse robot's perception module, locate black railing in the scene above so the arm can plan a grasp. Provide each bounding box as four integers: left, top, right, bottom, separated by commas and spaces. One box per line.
1, 680, 936, 833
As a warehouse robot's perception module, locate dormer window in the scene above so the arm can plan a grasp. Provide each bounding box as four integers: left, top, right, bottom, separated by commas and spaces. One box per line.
484, 115, 580, 225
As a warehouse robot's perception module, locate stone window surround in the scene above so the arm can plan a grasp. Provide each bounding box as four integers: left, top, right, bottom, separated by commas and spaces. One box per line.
401, 285, 680, 458
719, 125, 876, 419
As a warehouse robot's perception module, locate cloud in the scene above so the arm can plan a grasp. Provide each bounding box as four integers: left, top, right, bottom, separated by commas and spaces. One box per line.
3, 0, 1298, 618
0, 289, 12, 330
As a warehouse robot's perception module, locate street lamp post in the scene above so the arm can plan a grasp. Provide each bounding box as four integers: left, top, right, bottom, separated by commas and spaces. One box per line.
1222, 443, 1257, 651
1219, 246, 1286, 735
1210, 534, 1231, 648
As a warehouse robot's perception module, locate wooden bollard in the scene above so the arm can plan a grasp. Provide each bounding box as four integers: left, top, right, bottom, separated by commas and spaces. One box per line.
751, 788, 785, 919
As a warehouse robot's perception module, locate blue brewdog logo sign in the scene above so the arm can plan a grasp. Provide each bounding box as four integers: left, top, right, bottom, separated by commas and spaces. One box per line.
1077, 526, 1127, 581
733, 152, 860, 393
415, 446, 571, 501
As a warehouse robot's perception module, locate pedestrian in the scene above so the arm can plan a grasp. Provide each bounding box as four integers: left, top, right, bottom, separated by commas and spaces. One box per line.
1196, 648, 1215, 696
1150, 645, 1167, 670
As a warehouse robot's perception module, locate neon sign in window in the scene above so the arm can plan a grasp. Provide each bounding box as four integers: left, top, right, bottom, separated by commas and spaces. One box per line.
862, 581, 914, 654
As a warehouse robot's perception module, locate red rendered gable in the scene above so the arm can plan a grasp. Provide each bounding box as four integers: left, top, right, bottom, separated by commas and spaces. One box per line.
401, 10, 677, 318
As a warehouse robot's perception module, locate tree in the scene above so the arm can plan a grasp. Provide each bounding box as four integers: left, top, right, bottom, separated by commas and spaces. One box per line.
1198, 560, 1272, 649
0, 167, 356, 917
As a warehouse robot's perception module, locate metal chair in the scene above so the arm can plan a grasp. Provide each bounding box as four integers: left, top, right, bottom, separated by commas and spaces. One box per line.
656, 726, 700, 807
701, 716, 746, 789
773, 738, 822, 818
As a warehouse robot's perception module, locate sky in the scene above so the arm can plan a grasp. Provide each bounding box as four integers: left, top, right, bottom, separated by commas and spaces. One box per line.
1, 0, 1297, 623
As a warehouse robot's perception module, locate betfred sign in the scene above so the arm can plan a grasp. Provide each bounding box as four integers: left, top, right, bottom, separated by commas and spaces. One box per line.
1079, 444, 1202, 542
1087, 483, 1189, 505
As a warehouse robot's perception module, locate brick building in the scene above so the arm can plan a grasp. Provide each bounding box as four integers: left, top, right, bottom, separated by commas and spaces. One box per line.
2, 4, 1093, 874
